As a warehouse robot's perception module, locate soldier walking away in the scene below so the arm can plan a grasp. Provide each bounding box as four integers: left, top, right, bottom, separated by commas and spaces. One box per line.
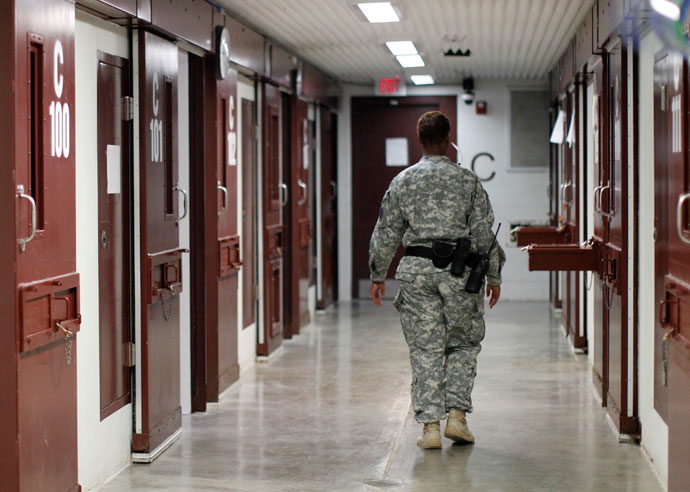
369, 111, 505, 449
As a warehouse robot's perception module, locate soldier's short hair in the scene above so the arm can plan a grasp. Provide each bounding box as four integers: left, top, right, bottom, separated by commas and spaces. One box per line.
417, 111, 451, 146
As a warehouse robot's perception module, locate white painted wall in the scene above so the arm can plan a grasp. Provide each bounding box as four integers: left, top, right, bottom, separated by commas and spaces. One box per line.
237, 78, 257, 371
337, 80, 550, 301
637, 30, 669, 489
74, 11, 132, 491
178, 50, 192, 414
586, 80, 596, 367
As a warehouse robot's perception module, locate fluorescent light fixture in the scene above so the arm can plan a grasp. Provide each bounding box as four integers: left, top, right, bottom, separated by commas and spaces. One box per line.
650, 0, 681, 21
396, 54, 425, 68
357, 2, 400, 23
386, 41, 417, 56
411, 75, 435, 85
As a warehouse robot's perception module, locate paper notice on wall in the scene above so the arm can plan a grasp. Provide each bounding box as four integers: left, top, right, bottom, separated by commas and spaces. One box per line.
385, 137, 408, 167
106, 144, 121, 194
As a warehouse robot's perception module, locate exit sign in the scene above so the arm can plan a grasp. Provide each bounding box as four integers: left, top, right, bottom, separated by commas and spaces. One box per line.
377, 76, 406, 96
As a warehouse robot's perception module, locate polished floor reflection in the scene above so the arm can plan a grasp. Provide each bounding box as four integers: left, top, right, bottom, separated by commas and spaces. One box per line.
101, 301, 662, 491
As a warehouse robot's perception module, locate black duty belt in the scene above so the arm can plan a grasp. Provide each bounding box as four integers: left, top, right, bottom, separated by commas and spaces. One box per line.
404, 246, 481, 268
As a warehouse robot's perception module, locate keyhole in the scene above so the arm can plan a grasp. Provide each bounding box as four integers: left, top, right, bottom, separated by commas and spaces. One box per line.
101, 230, 107, 249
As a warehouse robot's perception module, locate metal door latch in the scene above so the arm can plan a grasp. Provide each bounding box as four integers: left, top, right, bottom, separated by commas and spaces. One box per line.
122, 96, 135, 121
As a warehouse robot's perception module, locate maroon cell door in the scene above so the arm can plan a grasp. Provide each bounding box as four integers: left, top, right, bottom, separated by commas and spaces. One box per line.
549, 106, 562, 309
653, 51, 690, 491
285, 97, 313, 338
97, 51, 132, 420
242, 98, 258, 329
563, 87, 585, 349
318, 106, 338, 309
207, 59, 240, 401
259, 81, 284, 356
351, 96, 457, 296
5, 0, 81, 490
603, 39, 636, 434
134, 31, 184, 454
591, 56, 610, 406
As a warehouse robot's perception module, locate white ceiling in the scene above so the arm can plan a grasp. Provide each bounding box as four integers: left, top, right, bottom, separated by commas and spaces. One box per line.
219, 0, 596, 85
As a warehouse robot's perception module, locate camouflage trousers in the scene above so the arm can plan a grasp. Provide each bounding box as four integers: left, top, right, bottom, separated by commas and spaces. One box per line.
394, 271, 485, 424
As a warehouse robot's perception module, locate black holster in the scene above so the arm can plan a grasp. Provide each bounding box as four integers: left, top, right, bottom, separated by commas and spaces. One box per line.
450, 238, 471, 277
431, 240, 455, 269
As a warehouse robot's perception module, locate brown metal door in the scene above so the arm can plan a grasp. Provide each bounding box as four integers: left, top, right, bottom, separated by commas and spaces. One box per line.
549, 107, 562, 309
604, 39, 636, 434
563, 89, 584, 349
207, 61, 240, 401
12, 1, 81, 490
259, 82, 284, 355
591, 58, 609, 405
653, 50, 690, 491
133, 31, 183, 453
285, 97, 313, 338
242, 98, 257, 328
318, 106, 337, 309
97, 51, 132, 420
351, 96, 457, 297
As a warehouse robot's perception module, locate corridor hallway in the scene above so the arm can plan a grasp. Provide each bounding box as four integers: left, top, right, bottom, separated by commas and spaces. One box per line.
101, 302, 661, 492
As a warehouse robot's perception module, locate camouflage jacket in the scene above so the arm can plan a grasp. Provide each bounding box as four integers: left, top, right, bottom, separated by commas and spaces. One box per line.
368, 154, 505, 285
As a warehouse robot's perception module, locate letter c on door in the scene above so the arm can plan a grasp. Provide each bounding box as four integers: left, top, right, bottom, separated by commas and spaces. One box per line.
153, 72, 159, 117
471, 152, 496, 182
53, 40, 63, 98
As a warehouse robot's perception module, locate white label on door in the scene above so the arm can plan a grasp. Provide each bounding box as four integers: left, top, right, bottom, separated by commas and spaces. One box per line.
107, 144, 121, 194
385, 137, 408, 166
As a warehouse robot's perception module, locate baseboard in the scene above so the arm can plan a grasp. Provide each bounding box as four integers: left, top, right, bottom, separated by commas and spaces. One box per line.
131, 427, 183, 464
256, 345, 284, 363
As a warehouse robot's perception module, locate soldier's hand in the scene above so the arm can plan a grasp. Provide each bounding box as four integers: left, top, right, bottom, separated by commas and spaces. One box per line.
487, 284, 501, 309
371, 282, 385, 307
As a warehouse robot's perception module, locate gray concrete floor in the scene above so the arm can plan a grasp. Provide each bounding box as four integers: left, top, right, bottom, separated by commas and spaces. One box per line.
100, 301, 663, 492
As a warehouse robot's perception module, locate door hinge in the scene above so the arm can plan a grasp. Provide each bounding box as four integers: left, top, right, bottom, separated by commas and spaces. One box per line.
124, 342, 136, 367
122, 96, 135, 121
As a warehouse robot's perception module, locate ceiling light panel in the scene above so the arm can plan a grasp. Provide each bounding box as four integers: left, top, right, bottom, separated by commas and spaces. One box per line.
386, 41, 417, 56
411, 75, 435, 85
396, 54, 425, 68
357, 2, 400, 23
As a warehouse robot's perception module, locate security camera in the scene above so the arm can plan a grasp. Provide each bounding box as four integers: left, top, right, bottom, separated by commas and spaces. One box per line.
461, 76, 475, 106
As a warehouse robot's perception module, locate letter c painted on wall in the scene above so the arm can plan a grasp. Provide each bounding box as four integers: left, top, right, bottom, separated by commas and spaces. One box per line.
471, 152, 496, 182
53, 40, 63, 98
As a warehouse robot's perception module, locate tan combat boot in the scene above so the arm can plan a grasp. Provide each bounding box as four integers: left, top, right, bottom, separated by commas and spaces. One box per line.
444, 409, 475, 443
416, 422, 442, 449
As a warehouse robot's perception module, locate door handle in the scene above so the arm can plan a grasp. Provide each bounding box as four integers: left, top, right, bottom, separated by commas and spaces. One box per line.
330, 180, 337, 199
298, 179, 307, 206
217, 181, 228, 215
676, 192, 690, 244
280, 183, 288, 207
593, 185, 603, 214
600, 183, 615, 218
659, 298, 679, 328
173, 184, 188, 224
16, 185, 37, 252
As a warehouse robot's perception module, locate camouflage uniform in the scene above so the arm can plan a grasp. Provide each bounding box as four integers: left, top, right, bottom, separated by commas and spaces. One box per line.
369, 154, 505, 424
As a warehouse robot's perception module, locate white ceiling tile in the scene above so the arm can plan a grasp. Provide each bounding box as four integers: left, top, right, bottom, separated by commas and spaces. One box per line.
218, 0, 596, 83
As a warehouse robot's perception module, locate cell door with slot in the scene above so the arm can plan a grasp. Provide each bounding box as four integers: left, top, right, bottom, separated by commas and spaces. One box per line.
604, 39, 636, 434
562, 88, 584, 349
259, 82, 284, 356
654, 50, 690, 491
97, 51, 132, 420
591, 57, 609, 405
11, 1, 81, 490
242, 98, 257, 329
208, 61, 240, 400
285, 97, 313, 338
318, 107, 337, 309
133, 31, 185, 455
